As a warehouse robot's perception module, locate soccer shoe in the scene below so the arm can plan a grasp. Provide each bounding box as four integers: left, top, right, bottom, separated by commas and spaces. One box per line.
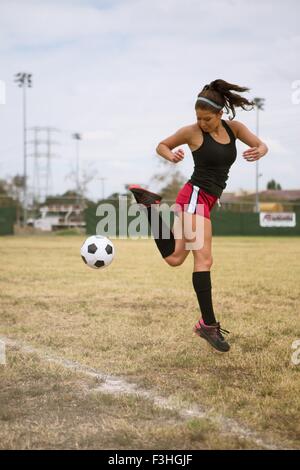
128, 184, 162, 207
193, 319, 230, 352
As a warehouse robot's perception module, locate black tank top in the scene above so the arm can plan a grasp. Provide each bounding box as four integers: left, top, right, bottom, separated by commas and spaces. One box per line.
188, 119, 237, 198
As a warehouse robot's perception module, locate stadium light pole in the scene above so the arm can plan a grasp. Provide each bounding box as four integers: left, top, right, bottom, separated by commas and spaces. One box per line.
14, 72, 32, 225
72, 133, 82, 205
253, 97, 265, 213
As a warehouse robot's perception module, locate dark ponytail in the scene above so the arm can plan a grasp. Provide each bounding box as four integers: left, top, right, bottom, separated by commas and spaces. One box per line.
195, 79, 255, 120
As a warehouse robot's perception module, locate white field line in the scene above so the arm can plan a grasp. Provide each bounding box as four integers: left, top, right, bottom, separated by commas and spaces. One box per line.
1, 335, 284, 450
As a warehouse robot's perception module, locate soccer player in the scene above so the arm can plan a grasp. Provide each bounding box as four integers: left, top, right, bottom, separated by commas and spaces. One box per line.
129, 79, 268, 352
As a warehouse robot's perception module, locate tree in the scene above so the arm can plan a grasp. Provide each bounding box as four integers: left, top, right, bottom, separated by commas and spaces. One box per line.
0, 179, 8, 195
65, 167, 98, 200
0, 175, 24, 222
159, 171, 185, 201
44, 190, 93, 207
150, 157, 185, 201
7, 175, 25, 202
267, 179, 282, 190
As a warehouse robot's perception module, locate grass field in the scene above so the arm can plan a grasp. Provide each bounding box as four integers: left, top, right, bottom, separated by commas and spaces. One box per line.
0, 234, 299, 449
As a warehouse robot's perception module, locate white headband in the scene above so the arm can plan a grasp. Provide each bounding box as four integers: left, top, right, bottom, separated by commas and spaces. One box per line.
196, 96, 223, 109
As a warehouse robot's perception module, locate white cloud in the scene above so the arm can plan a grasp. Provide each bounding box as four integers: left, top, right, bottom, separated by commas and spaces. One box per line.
80, 130, 114, 141
263, 138, 289, 155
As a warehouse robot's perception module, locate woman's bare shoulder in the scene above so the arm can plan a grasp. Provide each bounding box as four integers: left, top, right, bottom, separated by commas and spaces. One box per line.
161, 124, 197, 143
175, 123, 197, 135
223, 119, 240, 139
158, 123, 198, 148
177, 123, 200, 140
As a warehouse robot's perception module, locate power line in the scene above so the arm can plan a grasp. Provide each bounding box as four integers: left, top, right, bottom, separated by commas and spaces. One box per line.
27, 127, 60, 203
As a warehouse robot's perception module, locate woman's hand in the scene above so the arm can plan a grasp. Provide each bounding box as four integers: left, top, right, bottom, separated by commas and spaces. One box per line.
243, 146, 265, 162
170, 148, 185, 163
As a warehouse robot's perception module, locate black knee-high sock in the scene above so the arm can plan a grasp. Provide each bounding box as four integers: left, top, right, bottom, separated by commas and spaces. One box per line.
145, 205, 175, 258
192, 271, 217, 325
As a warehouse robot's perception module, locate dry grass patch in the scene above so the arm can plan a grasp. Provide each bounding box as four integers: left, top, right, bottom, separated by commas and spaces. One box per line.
0, 349, 261, 449
0, 235, 299, 448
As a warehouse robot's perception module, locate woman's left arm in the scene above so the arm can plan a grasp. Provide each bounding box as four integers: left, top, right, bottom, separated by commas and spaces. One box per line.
234, 120, 269, 162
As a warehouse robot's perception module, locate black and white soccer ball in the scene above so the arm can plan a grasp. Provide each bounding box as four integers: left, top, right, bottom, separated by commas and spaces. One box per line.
80, 235, 115, 269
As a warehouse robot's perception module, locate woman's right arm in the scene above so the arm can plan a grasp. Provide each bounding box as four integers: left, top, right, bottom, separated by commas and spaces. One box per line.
156, 126, 191, 163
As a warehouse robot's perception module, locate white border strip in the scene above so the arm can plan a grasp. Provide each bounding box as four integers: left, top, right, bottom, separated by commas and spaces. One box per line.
187, 185, 199, 213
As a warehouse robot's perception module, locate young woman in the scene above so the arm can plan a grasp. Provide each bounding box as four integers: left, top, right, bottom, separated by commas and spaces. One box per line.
129, 79, 268, 353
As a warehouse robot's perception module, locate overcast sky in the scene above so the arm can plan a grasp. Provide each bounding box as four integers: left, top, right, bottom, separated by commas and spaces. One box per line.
1, 0, 299, 201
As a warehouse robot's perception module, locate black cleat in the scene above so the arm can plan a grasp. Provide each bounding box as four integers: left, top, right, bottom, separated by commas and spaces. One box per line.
194, 319, 230, 352
128, 184, 162, 207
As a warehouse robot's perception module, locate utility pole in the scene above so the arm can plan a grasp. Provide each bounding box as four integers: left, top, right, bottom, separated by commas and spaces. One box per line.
14, 72, 32, 225
253, 97, 265, 213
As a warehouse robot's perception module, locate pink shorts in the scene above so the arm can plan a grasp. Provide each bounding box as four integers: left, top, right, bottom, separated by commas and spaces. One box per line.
175, 182, 218, 219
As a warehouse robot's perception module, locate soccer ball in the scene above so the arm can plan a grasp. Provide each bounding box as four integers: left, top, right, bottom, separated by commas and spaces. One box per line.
80, 235, 115, 269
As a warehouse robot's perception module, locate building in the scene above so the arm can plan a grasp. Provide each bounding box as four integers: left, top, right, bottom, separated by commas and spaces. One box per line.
219, 190, 300, 212
31, 191, 88, 231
